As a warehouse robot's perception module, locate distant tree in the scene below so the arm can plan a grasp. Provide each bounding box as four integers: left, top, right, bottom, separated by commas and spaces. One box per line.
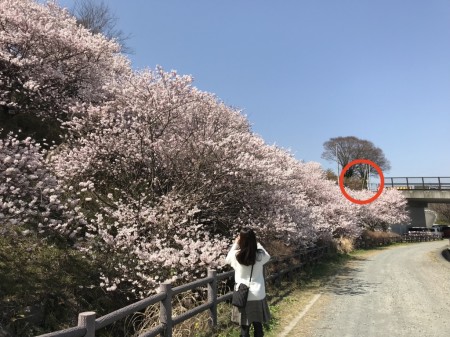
344, 176, 367, 191
325, 168, 338, 182
71, 0, 131, 53
322, 136, 391, 188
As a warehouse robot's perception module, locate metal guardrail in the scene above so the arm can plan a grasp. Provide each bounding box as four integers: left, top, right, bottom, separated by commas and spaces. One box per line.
36, 247, 328, 337
384, 177, 450, 190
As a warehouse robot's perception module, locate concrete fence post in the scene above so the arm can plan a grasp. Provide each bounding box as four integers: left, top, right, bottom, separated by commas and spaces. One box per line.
78, 312, 96, 337
159, 282, 173, 337
207, 269, 218, 328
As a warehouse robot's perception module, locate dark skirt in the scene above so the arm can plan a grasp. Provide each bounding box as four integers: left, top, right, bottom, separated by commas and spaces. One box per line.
231, 298, 271, 325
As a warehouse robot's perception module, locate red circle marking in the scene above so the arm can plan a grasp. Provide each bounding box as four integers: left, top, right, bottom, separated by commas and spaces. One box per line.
339, 159, 384, 205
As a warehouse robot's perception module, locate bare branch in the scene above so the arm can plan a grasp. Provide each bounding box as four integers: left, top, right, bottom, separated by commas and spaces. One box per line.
71, 0, 132, 53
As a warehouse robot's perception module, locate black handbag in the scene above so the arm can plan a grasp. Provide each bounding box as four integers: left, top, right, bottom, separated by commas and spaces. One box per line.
232, 264, 254, 308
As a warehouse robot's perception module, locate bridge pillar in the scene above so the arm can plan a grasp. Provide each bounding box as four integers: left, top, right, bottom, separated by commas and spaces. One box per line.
407, 201, 428, 227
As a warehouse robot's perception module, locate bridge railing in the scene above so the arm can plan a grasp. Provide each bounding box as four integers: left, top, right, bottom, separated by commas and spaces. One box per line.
384, 177, 450, 190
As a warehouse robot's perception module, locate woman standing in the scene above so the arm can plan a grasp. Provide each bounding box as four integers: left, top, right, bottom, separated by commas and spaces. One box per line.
225, 228, 271, 337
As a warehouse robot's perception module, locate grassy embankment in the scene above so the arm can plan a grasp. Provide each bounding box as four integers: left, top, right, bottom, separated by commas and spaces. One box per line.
0, 234, 130, 337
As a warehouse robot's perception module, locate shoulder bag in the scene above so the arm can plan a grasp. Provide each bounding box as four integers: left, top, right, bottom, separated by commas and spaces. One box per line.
231, 264, 254, 308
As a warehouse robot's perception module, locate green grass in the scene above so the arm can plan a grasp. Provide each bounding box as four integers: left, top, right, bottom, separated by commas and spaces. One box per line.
0, 233, 129, 337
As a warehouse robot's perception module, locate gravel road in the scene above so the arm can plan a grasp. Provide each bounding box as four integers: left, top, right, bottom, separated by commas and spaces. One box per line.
287, 241, 450, 337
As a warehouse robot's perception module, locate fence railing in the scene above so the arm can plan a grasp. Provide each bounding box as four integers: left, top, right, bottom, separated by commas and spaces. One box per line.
384, 177, 450, 190
36, 246, 329, 337
35, 234, 444, 337
356, 233, 442, 249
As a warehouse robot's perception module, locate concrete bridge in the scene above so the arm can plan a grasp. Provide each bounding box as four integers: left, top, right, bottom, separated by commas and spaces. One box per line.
384, 177, 450, 228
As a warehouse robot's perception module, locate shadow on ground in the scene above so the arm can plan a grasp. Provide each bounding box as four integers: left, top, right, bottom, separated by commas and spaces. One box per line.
268, 252, 380, 306
323, 260, 380, 296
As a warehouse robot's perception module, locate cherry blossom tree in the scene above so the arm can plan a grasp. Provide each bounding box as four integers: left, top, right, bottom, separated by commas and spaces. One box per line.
1, 0, 411, 299
275, 160, 361, 242
350, 188, 410, 231
0, 0, 129, 142
0, 131, 85, 239
49, 66, 318, 295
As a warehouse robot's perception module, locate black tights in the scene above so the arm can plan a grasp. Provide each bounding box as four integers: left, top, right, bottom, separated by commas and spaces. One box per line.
240, 321, 263, 337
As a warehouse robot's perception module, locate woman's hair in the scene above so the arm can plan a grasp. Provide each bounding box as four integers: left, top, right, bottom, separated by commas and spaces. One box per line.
236, 227, 258, 266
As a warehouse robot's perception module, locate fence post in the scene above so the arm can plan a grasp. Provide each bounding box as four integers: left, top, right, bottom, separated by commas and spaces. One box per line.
78, 312, 96, 337
159, 282, 173, 337
207, 269, 218, 328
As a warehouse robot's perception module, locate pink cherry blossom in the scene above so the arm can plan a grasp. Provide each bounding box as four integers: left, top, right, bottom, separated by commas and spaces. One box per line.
1, 0, 411, 298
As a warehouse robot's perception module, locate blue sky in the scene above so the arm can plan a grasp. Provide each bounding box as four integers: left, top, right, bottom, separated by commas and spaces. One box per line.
60, 0, 450, 178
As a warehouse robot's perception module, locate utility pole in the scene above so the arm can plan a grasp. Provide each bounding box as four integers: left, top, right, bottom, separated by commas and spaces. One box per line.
336, 145, 340, 184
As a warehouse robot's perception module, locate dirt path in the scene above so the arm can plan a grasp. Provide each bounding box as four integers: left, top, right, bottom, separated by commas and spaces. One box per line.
275, 241, 450, 337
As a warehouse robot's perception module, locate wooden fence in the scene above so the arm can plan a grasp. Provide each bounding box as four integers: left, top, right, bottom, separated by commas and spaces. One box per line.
36, 235, 442, 337
36, 246, 329, 337
356, 233, 443, 249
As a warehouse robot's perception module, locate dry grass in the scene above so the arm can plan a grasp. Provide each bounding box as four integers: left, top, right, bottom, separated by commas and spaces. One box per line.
133, 281, 235, 337
361, 230, 400, 240
355, 230, 402, 250
334, 236, 355, 254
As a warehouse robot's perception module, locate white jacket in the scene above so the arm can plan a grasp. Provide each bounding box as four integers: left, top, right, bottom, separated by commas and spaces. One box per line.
225, 242, 270, 301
